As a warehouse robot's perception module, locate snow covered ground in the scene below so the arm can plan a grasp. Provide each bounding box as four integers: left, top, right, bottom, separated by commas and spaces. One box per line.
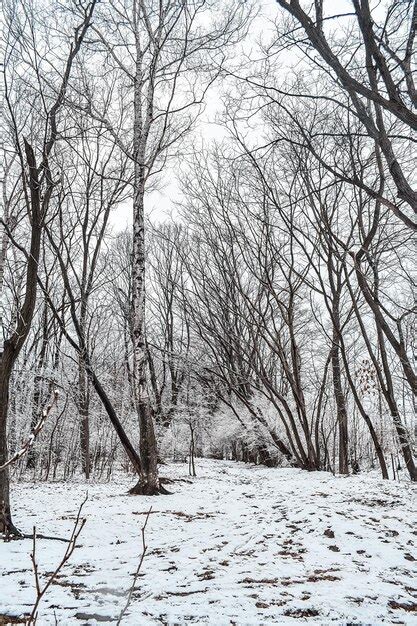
0, 459, 416, 625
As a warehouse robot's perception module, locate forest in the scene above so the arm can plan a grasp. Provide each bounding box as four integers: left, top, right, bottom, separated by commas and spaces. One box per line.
0, 0, 416, 624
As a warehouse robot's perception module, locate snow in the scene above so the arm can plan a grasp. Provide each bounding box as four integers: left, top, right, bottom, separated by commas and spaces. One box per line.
0, 460, 416, 625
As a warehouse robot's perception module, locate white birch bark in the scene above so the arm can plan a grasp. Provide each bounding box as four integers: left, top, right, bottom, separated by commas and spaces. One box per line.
130, 1, 161, 492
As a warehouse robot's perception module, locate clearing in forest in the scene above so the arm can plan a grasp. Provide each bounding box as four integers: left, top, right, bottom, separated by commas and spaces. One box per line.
0, 460, 416, 625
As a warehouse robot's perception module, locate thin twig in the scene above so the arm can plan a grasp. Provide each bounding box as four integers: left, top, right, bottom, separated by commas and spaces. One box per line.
116, 506, 152, 625
28, 494, 88, 624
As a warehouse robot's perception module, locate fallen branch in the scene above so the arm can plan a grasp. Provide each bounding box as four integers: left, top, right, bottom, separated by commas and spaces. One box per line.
116, 506, 152, 624
22, 531, 70, 543
0, 390, 59, 473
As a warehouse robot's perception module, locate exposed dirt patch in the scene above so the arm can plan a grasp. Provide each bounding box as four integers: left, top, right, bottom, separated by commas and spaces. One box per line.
75, 612, 116, 622
0, 616, 29, 625
240, 577, 279, 585
283, 608, 320, 618
389, 600, 417, 612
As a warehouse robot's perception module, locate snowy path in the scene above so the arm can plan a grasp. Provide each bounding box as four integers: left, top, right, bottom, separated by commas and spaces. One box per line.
0, 460, 416, 624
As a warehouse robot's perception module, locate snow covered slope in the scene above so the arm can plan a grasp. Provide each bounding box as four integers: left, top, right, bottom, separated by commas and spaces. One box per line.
0, 460, 416, 624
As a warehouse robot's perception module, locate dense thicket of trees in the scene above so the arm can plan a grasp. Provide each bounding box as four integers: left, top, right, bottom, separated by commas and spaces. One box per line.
1, 0, 415, 536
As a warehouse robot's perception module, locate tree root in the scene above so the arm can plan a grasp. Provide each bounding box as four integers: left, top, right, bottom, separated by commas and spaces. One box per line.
160, 476, 192, 485
2, 520, 70, 543
128, 480, 171, 495
3, 531, 70, 543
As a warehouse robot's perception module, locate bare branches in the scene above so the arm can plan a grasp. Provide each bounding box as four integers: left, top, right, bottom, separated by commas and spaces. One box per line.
42, 0, 99, 165
275, 0, 417, 129
273, 0, 417, 227
28, 494, 88, 625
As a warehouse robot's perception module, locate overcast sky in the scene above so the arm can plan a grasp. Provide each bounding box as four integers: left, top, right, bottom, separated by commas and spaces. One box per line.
110, 0, 353, 232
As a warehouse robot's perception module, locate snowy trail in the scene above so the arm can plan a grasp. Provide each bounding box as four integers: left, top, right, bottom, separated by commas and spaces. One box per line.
0, 460, 416, 625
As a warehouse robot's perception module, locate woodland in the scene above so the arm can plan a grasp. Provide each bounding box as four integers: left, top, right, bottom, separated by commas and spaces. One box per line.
0, 0, 416, 623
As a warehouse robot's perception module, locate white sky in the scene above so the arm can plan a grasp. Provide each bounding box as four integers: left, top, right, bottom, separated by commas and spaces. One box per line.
110, 0, 352, 232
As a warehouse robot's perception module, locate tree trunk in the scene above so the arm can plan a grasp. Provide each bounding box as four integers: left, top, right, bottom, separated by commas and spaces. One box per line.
377, 328, 417, 481
337, 311, 389, 479
78, 355, 90, 479
129, 166, 162, 495
189, 424, 196, 477
331, 325, 349, 475
0, 362, 16, 537
27, 299, 49, 470
0, 140, 43, 536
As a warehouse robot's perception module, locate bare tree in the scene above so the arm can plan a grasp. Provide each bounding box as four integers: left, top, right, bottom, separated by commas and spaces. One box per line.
0, 0, 97, 536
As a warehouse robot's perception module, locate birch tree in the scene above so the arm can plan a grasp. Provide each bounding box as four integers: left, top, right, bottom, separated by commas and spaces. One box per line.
76, 0, 251, 493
